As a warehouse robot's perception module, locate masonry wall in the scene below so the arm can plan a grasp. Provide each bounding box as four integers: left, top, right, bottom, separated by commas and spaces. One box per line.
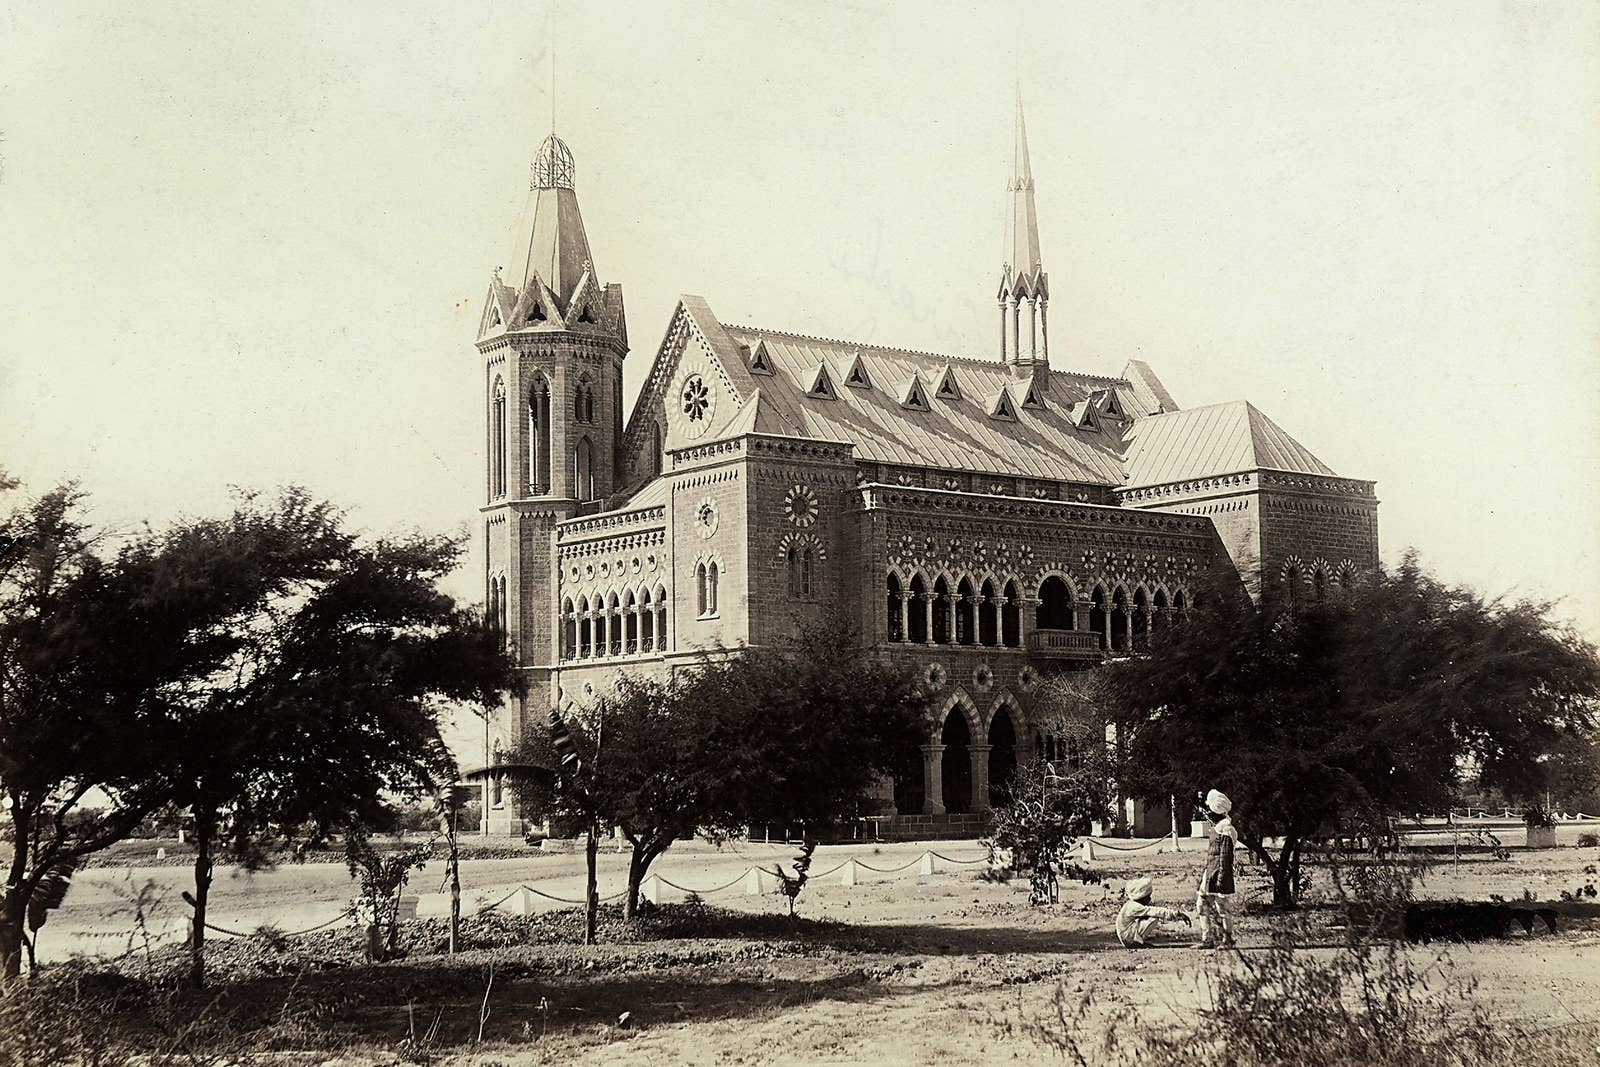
669, 443, 751, 652
743, 438, 859, 648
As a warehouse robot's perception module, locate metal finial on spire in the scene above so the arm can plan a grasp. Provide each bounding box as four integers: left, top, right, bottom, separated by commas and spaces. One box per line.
531, 134, 575, 190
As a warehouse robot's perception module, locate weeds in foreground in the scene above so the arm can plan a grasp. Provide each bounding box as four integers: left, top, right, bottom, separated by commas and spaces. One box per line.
1004, 917, 1599, 1066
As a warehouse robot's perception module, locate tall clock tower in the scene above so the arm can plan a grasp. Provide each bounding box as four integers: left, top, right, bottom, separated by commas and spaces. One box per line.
476, 130, 628, 834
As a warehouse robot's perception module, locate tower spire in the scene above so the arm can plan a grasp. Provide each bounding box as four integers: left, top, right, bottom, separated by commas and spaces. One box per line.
1006, 87, 1042, 278
998, 88, 1048, 368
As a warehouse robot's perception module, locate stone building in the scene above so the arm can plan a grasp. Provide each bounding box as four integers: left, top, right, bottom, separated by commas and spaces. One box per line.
474, 99, 1380, 836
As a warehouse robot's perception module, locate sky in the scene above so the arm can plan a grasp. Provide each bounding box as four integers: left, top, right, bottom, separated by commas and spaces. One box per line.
3, 2, 1598, 755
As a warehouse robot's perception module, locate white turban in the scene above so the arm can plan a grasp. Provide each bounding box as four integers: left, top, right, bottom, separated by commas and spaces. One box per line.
1206, 789, 1232, 816
1125, 876, 1153, 901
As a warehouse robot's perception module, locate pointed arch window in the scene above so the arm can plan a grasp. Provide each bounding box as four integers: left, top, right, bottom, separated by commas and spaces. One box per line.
1001, 580, 1021, 647
655, 584, 669, 648
1089, 587, 1108, 650
908, 574, 929, 643
1132, 589, 1150, 650
1152, 589, 1169, 631
624, 590, 638, 654
572, 436, 594, 500
490, 377, 507, 499
707, 562, 719, 615
886, 573, 905, 642
955, 577, 975, 645
1110, 587, 1130, 652
578, 596, 592, 658
1283, 565, 1303, 611
800, 547, 814, 597
978, 578, 999, 647
932, 576, 952, 645
640, 588, 655, 651
528, 375, 552, 494
561, 598, 576, 659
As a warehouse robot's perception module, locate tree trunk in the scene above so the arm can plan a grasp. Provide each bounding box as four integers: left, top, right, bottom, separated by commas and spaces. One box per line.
623, 838, 665, 921
189, 808, 216, 989
0, 887, 25, 981
583, 822, 599, 946
447, 832, 461, 955
1271, 837, 1300, 909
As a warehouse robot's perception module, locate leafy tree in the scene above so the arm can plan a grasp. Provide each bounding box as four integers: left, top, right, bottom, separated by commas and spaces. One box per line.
1101, 553, 1600, 906
514, 621, 924, 925
1, 477, 274, 978
149, 489, 518, 986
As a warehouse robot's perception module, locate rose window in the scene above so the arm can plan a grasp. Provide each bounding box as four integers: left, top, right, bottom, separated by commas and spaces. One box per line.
681, 375, 709, 421
784, 484, 818, 527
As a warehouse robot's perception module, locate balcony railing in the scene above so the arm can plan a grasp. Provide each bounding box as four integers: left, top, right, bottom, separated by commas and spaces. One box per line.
1027, 628, 1103, 660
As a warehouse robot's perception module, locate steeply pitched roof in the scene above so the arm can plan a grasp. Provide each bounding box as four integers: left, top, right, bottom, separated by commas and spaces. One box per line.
720, 325, 1138, 485
1122, 400, 1336, 487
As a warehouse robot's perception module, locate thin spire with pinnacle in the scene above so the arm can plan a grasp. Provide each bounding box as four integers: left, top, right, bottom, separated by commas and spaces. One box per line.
1005, 88, 1042, 278
998, 87, 1048, 367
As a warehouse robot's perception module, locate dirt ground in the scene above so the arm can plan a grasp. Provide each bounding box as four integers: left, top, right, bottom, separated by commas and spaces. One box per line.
27, 837, 1600, 1065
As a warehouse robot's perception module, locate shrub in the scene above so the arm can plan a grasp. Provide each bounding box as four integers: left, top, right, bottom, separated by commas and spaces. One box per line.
1005, 920, 1599, 1065
1576, 831, 1598, 848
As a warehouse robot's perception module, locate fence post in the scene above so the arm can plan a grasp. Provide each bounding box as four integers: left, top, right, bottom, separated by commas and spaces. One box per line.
840, 859, 858, 887
744, 867, 767, 895
918, 852, 936, 876
1081, 838, 1096, 862
512, 887, 537, 916
641, 874, 661, 905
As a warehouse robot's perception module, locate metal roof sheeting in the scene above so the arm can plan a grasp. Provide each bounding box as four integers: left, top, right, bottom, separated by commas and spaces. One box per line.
723, 326, 1139, 485
1122, 400, 1336, 488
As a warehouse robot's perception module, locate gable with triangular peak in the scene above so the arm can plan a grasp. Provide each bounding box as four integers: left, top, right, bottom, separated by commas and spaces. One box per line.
843, 351, 871, 389
1020, 374, 1046, 410
987, 387, 1018, 421
479, 278, 517, 339
621, 296, 760, 459
933, 363, 962, 401
748, 339, 775, 376
1077, 398, 1099, 431
898, 373, 931, 411
806, 361, 838, 400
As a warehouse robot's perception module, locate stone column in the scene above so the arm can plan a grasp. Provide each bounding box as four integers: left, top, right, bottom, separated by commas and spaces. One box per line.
1028, 297, 1038, 359
1008, 295, 1021, 362
897, 591, 911, 642
921, 744, 946, 815
1040, 298, 1049, 363
998, 300, 1009, 361
923, 593, 934, 646
969, 744, 993, 814
1017, 595, 1037, 650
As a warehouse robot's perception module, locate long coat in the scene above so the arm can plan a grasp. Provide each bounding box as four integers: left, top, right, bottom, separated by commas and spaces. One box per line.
1202, 821, 1236, 895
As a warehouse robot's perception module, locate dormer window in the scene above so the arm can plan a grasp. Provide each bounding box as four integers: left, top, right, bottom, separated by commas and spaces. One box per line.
988, 388, 1017, 421
749, 340, 774, 375
525, 302, 546, 324
933, 363, 961, 401
844, 353, 871, 388
1021, 378, 1045, 409
899, 375, 930, 411
807, 362, 838, 400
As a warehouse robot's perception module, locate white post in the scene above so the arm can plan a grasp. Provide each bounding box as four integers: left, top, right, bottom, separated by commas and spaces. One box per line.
918, 851, 936, 876
744, 867, 767, 895
840, 859, 858, 887
1081, 838, 1096, 862
641, 874, 661, 905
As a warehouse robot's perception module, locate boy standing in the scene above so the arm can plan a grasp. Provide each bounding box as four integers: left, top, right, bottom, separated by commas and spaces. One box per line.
1197, 788, 1237, 947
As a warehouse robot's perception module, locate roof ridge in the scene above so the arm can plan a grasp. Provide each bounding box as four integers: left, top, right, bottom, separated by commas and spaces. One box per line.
723, 323, 1131, 385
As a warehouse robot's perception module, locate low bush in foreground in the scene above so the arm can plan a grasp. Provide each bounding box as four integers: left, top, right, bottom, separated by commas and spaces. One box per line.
1007, 918, 1599, 1066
